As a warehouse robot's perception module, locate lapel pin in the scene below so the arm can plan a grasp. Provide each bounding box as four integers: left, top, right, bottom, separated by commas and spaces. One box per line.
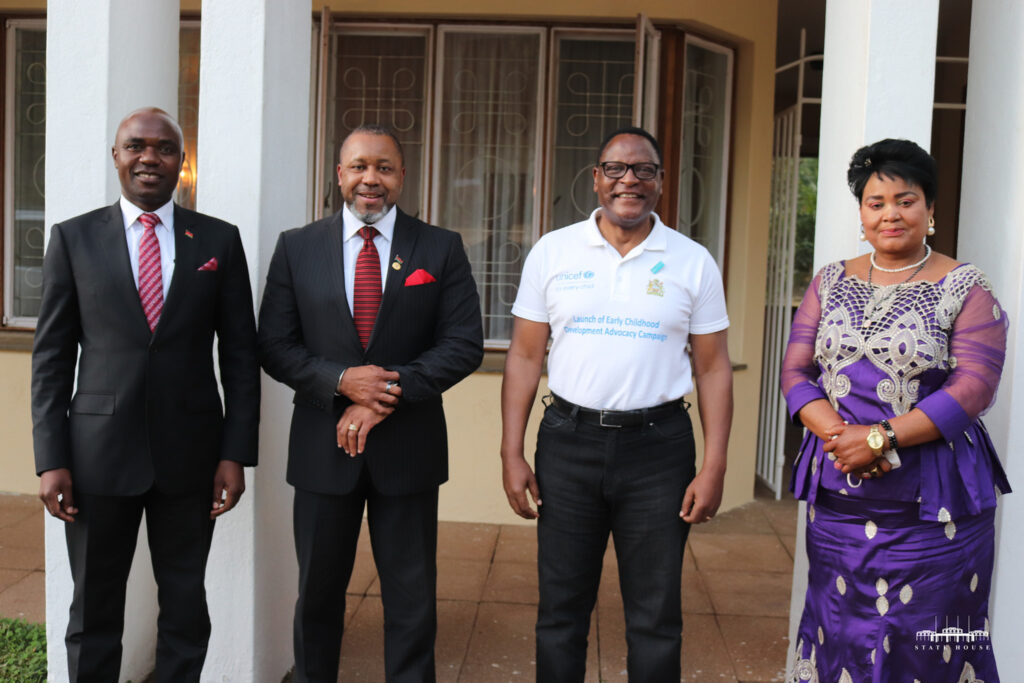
184, 229, 194, 239
651, 261, 664, 274
392, 255, 403, 271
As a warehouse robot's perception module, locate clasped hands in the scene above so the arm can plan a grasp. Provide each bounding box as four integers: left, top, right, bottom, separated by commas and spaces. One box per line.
822, 422, 892, 479
336, 365, 401, 456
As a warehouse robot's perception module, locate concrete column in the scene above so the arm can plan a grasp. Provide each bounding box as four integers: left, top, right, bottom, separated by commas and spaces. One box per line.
957, 0, 1024, 672
788, 0, 939, 671
196, 1, 311, 680
42, 2, 179, 680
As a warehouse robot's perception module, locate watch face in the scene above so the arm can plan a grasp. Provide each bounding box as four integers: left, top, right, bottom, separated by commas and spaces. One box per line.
867, 432, 885, 450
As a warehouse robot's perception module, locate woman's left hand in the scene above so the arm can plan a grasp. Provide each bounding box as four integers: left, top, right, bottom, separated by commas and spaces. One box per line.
823, 423, 892, 477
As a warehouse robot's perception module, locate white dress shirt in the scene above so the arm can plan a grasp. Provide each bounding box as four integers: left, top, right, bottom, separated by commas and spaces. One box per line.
120, 196, 175, 299
341, 203, 396, 315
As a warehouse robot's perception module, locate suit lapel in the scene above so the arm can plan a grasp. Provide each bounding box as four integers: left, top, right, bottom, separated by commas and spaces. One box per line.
369, 210, 421, 349
160, 205, 198, 331
324, 212, 358, 341
98, 203, 151, 333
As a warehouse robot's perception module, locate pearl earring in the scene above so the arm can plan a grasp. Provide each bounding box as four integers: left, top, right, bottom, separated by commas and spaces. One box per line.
859, 226, 867, 241
927, 216, 936, 236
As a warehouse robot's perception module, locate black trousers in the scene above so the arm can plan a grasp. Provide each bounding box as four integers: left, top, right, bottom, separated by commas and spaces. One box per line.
64, 487, 215, 683
292, 474, 439, 683
534, 402, 697, 683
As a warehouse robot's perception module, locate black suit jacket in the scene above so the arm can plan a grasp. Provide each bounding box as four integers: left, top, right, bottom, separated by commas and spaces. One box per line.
31, 203, 260, 496
257, 208, 483, 496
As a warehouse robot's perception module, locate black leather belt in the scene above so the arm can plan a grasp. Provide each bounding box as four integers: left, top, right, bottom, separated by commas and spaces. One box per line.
549, 393, 683, 428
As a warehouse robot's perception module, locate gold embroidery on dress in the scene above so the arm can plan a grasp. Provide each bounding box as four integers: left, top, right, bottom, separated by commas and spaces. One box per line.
814, 263, 988, 417
867, 307, 936, 415
957, 661, 983, 683
935, 265, 989, 329
786, 638, 819, 682
814, 264, 862, 410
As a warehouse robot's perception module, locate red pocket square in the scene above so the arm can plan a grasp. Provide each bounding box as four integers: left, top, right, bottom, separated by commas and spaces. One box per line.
404, 268, 436, 286
197, 257, 218, 272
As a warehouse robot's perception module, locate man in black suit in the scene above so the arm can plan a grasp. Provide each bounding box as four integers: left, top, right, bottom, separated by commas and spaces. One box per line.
258, 124, 483, 682
32, 107, 260, 682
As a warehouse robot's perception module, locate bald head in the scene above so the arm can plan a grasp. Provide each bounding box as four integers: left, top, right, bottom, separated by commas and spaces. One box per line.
117, 107, 184, 149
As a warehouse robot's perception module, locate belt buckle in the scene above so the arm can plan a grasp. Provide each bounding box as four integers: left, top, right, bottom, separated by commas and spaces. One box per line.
599, 410, 622, 428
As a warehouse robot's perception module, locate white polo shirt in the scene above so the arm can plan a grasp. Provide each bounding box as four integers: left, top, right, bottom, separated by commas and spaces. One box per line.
511, 209, 729, 410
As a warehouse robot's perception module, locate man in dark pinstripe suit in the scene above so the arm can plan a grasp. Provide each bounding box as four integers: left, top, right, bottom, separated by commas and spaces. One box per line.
258, 125, 483, 682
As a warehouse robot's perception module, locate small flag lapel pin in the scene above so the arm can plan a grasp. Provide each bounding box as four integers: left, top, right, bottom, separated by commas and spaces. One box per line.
184, 229, 194, 239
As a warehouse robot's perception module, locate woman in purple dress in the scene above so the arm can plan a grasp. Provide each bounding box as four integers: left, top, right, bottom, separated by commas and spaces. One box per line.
782, 139, 1009, 683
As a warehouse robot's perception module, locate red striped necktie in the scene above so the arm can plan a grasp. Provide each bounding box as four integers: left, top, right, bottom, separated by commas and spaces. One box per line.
138, 212, 163, 332
353, 226, 382, 348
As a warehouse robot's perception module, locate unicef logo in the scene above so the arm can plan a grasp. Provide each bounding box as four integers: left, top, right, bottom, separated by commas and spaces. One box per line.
583, 271, 595, 279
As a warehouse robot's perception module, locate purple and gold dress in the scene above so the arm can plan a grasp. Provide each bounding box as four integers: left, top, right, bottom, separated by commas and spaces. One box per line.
782, 262, 1010, 683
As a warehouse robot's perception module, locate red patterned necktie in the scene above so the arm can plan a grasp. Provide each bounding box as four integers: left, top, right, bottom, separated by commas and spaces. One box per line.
353, 226, 382, 348
138, 212, 164, 332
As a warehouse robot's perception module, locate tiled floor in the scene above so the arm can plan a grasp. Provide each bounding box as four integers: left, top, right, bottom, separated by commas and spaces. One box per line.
0, 493, 46, 625
0, 490, 799, 682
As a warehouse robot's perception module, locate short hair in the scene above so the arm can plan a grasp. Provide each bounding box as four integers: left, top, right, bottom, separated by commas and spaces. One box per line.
847, 139, 937, 207
340, 124, 405, 166
117, 107, 184, 151
596, 126, 663, 165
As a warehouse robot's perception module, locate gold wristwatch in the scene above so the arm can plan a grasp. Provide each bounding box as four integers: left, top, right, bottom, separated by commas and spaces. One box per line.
866, 425, 886, 457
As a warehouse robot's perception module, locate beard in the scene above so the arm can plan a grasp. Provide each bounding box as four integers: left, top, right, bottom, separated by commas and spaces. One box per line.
347, 200, 391, 225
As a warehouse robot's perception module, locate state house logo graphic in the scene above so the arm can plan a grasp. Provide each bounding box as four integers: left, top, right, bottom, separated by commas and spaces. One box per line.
915, 616, 991, 652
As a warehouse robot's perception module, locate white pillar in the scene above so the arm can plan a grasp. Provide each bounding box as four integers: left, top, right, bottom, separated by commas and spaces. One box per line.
43, 2, 179, 681
196, 1, 311, 680
813, 0, 939, 269
957, 0, 1024, 671
788, 0, 939, 671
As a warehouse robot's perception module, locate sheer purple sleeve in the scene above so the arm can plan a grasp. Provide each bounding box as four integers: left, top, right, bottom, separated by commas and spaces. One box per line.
781, 269, 828, 421
916, 283, 1008, 441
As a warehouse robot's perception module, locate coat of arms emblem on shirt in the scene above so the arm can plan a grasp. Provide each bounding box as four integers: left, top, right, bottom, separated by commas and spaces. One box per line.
646, 278, 665, 297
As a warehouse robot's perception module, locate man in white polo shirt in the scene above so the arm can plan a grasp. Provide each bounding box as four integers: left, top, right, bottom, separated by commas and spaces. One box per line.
500, 126, 733, 682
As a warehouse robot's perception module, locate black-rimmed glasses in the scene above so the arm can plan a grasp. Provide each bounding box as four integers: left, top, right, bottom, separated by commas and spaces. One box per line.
597, 161, 660, 180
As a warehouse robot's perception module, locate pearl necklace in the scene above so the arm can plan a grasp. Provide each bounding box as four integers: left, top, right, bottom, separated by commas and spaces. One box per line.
862, 250, 931, 325
870, 245, 932, 273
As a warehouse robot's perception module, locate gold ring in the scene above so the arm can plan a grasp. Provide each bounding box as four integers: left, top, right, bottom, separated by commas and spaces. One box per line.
868, 465, 882, 477
348, 424, 358, 431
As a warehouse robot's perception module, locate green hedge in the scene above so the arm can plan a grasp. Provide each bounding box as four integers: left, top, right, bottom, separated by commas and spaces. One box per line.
0, 618, 46, 683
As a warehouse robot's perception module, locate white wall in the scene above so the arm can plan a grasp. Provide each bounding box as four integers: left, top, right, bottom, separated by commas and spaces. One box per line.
196, 1, 312, 680
957, 0, 1024, 672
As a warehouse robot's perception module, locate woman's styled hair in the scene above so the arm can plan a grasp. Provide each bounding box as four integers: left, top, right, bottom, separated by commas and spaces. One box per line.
847, 139, 938, 207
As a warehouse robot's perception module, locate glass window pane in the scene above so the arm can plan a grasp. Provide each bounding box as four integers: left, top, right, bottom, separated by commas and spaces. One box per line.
678, 40, 732, 267
177, 26, 201, 210
549, 36, 634, 231
9, 28, 47, 320
325, 32, 428, 218
436, 31, 541, 342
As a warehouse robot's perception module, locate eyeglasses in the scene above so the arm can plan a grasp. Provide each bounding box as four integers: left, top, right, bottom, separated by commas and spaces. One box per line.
597, 161, 660, 180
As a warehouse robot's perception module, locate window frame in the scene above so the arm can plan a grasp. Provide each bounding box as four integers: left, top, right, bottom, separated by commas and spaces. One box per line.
634, 13, 661, 132
677, 33, 734, 269
3, 17, 46, 330
544, 27, 636, 235
315, 20, 435, 221
314, 17, 735, 348
432, 25, 548, 348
